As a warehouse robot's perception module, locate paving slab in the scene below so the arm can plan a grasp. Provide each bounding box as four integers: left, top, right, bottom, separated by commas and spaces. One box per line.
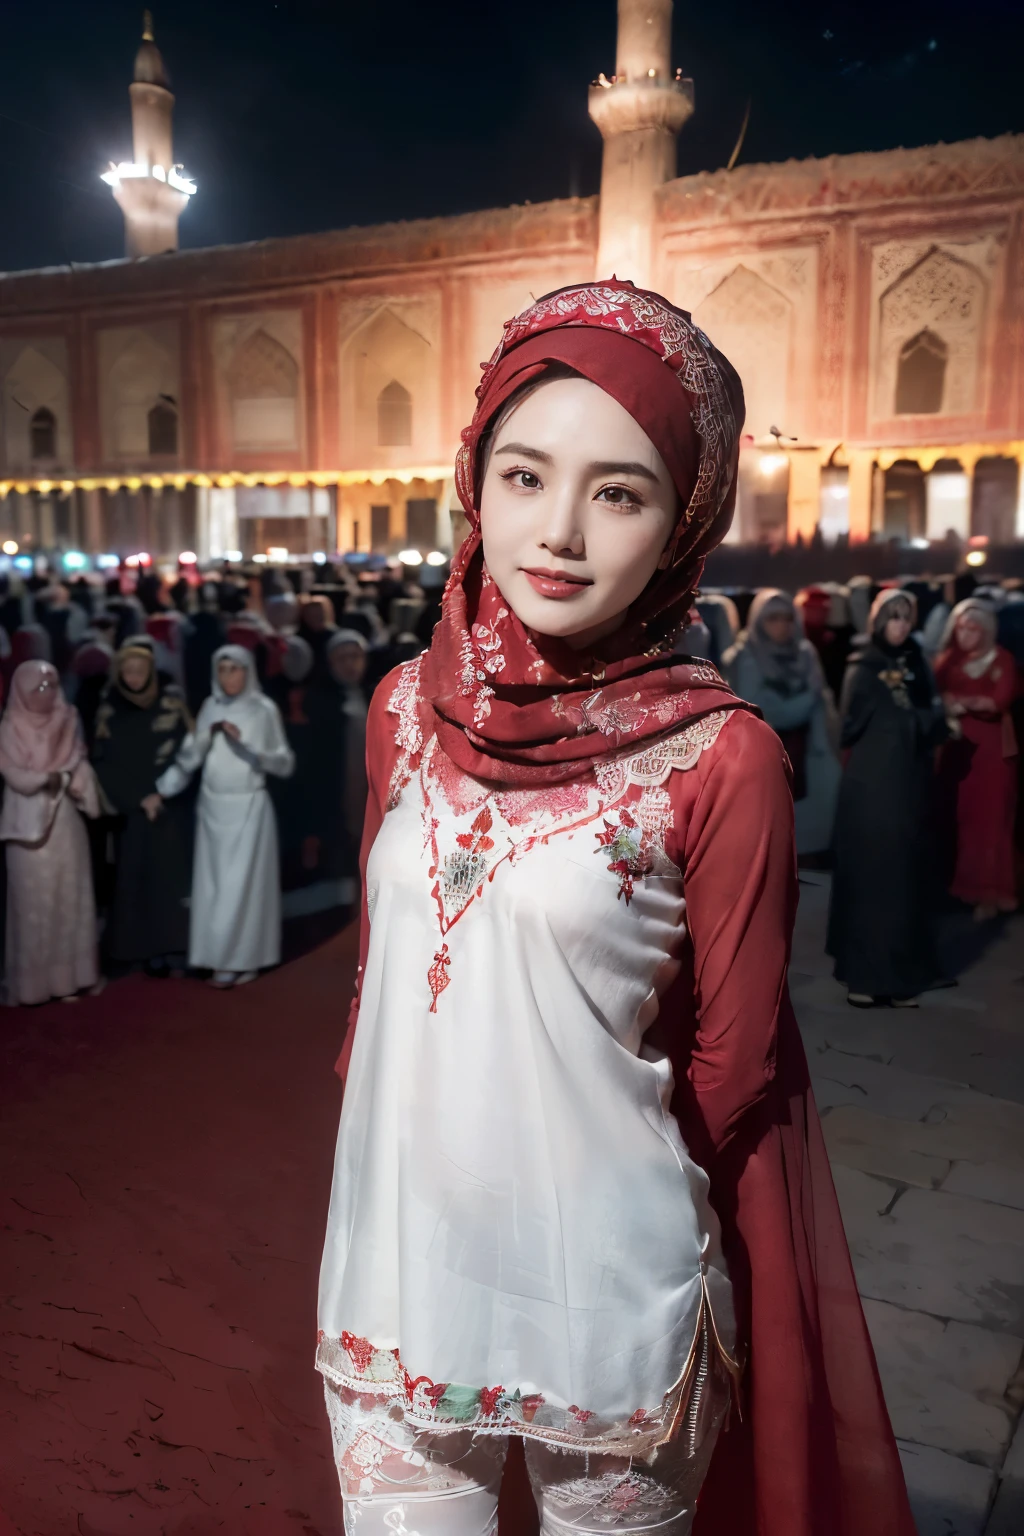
863, 1299, 1021, 1464
834, 1169, 1024, 1335
898, 1441, 997, 1536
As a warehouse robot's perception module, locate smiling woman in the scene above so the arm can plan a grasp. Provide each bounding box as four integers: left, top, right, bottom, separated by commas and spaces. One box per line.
317, 281, 916, 1536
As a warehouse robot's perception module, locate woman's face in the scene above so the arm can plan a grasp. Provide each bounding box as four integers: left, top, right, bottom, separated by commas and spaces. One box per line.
884, 613, 912, 647
329, 643, 367, 687
303, 602, 326, 633
478, 377, 678, 650
120, 654, 152, 692
217, 659, 247, 696
761, 611, 795, 645
23, 664, 59, 715
955, 613, 987, 654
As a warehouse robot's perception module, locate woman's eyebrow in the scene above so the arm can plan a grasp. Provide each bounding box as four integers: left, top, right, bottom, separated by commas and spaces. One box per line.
493, 443, 659, 483
493, 441, 554, 464
589, 460, 659, 483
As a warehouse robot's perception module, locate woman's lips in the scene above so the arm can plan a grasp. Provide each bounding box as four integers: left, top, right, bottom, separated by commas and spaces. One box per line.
521, 567, 593, 600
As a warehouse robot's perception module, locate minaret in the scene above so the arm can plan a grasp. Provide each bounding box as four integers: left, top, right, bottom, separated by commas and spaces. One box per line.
101, 12, 196, 258
588, 0, 693, 286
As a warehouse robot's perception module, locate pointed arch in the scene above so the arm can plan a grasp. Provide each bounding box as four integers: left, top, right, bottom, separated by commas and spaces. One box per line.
30, 406, 57, 460
147, 397, 178, 455
228, 328, 300, 449
693, 266, 792, 440
227, 329, 299, 399
339, 305, 437, 466
378, 379, 412, 446
895, 329, 948, 415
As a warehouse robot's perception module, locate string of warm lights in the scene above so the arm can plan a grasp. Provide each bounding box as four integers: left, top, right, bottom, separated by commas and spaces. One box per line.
0, 466, 457, 499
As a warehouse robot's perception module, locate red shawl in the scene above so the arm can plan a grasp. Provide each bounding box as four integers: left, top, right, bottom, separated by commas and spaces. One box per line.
420, 280, 751, 785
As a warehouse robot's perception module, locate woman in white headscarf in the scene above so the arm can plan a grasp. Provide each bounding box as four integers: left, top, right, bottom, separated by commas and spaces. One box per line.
154, 645, 295, 985
724, 589, 840, 857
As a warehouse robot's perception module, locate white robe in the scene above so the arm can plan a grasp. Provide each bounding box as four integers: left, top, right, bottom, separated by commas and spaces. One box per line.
158, 690, 294, 972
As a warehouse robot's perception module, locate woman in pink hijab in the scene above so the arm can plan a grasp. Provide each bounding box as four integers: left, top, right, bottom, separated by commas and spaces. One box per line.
0, 660, 101, 1005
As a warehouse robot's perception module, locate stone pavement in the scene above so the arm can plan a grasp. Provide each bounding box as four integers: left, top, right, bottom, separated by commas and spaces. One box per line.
792, 874, 1024, 1536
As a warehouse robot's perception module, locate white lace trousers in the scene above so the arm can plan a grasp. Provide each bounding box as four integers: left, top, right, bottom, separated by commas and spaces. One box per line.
323, 1353, 729, 1536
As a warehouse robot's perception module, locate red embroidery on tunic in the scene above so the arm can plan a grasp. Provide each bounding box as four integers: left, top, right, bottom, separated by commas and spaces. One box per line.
427, 944, 451, 1013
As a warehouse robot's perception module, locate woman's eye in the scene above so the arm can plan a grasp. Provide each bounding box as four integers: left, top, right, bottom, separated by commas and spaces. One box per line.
596, 484, 642, 511
502, 468, 542, 491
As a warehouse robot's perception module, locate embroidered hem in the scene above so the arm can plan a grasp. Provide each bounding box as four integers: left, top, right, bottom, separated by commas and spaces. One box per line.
316, 1279, 741, 1458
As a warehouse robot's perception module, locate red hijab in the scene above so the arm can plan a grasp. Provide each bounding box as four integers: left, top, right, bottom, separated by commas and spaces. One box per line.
0, 660, 84, 775
419, 280, 751, 787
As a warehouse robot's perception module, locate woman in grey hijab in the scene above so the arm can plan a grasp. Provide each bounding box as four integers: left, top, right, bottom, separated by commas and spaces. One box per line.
724, 589, 840, 856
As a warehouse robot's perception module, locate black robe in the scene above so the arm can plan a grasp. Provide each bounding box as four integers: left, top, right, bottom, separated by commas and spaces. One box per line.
91, 682, 193, 963
826, 637, 947, 997
268, 676, 347, 890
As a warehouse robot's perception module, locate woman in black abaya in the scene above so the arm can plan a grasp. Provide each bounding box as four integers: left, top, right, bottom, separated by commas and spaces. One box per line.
827, 589, 948, 1006
91, 645, 193, 973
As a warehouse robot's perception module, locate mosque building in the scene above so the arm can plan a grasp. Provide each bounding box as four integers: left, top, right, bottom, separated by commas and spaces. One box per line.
0, 1, 1021, 563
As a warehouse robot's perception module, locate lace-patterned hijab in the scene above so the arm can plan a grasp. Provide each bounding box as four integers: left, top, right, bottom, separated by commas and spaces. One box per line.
418, 280, 753, 787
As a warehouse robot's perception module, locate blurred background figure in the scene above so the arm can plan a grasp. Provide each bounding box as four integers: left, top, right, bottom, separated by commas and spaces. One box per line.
0, 660, 100, 1005
297, 594, 337, 680
795, 582, 855, 699
724, 588, 840, 860
90, 644, 193, 977
693, 591, 740, 670
935, 600, 1019, 920
827, 591, 948, 1008
326, 629, 370, 884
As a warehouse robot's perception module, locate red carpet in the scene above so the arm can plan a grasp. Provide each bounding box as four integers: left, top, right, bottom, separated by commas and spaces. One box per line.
0, 930, 359, 1536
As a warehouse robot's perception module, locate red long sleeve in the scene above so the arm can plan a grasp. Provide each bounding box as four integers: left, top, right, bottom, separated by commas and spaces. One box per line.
679, 713, 798, 1149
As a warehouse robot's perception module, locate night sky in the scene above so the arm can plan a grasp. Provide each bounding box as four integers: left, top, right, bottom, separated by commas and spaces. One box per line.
1, 0, 1021, 273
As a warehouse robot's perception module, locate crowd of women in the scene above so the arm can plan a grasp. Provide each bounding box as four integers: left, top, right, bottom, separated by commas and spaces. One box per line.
702, 573, 1022, 1006
0, 556, 1019, 1008
0, 561, 433, 1004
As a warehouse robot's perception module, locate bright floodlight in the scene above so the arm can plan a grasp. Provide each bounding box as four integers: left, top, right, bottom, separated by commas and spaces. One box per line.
399, 548, 424, 566
426, 550, 448, 566
759, 453, 786, 476
179, 550, 198, 564
97, 553, 119, 569
252, 553, 268, 563
62, 550, 88, 569
1, 540, 17, 555
267, 546, 288, 563
224, 549, 243, 562
965, 549, 988, 567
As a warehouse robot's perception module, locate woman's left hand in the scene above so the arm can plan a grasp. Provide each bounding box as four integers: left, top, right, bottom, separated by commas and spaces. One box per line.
221, 720, 241, 742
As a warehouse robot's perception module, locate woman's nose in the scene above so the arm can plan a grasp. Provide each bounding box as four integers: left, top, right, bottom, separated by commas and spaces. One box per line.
538, 486, 584, 558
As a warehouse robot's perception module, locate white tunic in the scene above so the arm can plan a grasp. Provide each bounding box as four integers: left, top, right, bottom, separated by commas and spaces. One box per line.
317, 662, 736, 1455
158, 656, 294, 972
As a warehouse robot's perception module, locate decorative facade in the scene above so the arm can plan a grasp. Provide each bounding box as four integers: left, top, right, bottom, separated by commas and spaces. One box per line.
0, 2, 1021, 560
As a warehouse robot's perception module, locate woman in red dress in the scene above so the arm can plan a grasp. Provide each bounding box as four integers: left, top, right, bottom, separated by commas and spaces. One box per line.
323, 281, 914, 1536
935, 598, 1019, 918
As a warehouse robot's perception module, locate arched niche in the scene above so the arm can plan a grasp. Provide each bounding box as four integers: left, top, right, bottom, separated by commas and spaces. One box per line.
227, 328, 300, 450
148, 397, 178, 456
2, 343, 70, 472
101, 326, 179, 459
693, 266, 792, 441
895, 329, 948, 415
378, 380, 412, 447
340, 307, 438, 468
877, 248, 987, 419
30, 406, 57, 460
